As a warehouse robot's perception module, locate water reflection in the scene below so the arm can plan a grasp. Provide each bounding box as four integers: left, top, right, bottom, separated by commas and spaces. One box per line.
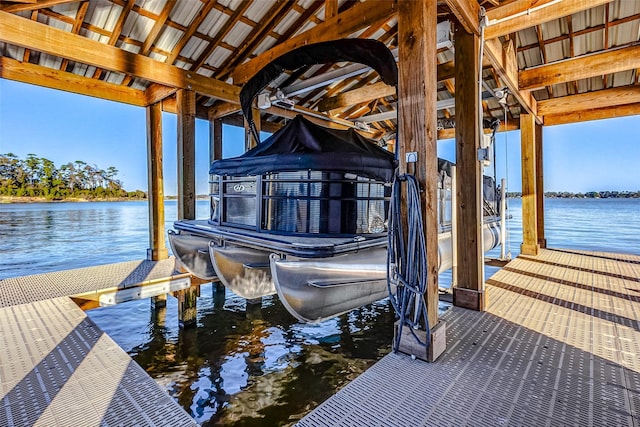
90, 284, 396, 426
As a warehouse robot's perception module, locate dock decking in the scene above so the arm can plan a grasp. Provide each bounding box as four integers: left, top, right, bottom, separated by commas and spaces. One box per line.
0, 258, 197, 426
298, 248, 640, 426
0, 257, 181, 308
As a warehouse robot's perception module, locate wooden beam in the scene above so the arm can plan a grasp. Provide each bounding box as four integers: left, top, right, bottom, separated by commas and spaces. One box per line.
146, 101, 168, 261
444, 0, 480, 36
543, 102, 640, 126
317, 81, 396, 112
209, 101, 241, 120
161, 96, 208, 120
437, 60, 456, 82
397, 0, 440, 338
519, 45, 640, 91
177, 89, 196, 220
437, 120, 519, 140
222, 114, 283, 134
453, 21, 486, 311
0, 0, 76, 12
0, 10, 240, 102
0, 56, 147, 106
145, 83, 177, 105
232, 0, 397, 85
538, 85, 640, 116
520, 113, 540, 256
485, 0, 612, 40
483, 37, 539, 122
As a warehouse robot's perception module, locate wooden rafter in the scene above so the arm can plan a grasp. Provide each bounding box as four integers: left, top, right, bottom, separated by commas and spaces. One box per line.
0, 10, 240, 102
190, 1, 252, 72
274, 0, 324, 43
519, 45, 640, 91
22, 9, 38, 62
92, 0, 135, 79
120, 0, 176, 86
485, 0, 613, 40
537, 85, 640, 116
533, 24, 551, 98
0, 0, 75, 12
231, 0, 398, 85
603, 4, 609, 88
517, 12, 640, 54
215, 0, 293, 80
140, 0, 176, 56
324, 0, 338, 20
59, 1, 89, 72
566, 14, 577, 95
165, 1, 217, 65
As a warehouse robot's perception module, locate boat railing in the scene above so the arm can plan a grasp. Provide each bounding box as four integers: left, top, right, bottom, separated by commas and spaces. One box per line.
209, 171, 391, 237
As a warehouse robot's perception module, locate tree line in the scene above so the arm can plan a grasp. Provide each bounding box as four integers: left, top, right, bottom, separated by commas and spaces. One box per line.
0, 153, 146, 200
507, 191, 640, 199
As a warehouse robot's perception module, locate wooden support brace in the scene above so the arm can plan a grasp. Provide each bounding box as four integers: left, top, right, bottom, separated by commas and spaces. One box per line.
393, 320, 447, 362
453, 287, 487, 311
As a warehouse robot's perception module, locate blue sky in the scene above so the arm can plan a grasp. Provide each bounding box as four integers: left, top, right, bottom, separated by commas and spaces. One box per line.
1, 79, 639, 194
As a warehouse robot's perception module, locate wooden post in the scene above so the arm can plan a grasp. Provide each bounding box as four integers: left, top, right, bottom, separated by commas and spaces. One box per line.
175, 285, 200, 328
520, 113, 540, 255
146, 101, 169, 261
535, 122, 546, 248
151, 294, 167, 323
398, 0, 444, 361
209, 116, 223, 164
177, 89, 196, 220
452, 22, 486, 311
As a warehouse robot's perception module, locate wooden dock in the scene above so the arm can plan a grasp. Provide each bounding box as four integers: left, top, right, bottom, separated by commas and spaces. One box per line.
298, 248, 640, 426
0, 258, 198, 426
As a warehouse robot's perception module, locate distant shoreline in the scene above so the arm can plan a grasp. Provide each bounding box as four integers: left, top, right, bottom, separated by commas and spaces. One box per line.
0, 195, 145, 204
0, 195, 209, 204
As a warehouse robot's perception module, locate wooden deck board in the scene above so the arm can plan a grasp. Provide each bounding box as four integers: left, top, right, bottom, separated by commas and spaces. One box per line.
298, 248, 640, 427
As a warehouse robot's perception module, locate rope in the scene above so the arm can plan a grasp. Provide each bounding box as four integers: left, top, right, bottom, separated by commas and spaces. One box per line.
387, 174, 430, 352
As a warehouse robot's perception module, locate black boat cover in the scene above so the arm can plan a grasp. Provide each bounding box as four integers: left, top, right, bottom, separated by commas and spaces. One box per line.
240, 39, 398, 143
210, 115, 396, 182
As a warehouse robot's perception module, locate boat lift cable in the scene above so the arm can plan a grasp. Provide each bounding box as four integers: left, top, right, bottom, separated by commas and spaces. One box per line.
503, 104, 513, 259
387, 173, 430, 352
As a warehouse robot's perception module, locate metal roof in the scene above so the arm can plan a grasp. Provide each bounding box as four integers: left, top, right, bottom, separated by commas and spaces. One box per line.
1, 0, 639, 137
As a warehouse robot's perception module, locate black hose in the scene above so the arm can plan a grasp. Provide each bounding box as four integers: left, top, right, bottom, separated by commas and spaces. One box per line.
387, 173, 430, 353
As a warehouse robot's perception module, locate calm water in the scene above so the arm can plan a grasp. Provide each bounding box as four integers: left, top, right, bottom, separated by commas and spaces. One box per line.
1, 198, 639, 425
